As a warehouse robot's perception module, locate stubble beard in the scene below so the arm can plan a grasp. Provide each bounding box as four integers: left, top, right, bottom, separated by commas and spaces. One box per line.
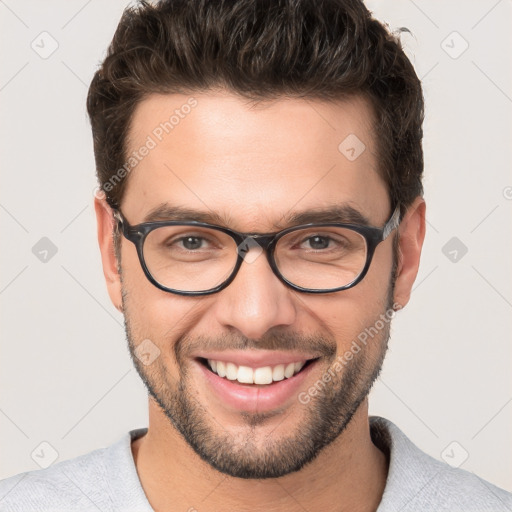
122, 284, 393, 479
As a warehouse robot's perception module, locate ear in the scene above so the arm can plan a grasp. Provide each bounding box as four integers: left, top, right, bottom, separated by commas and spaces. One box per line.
94, 197, 123, 313
393, 197, 426, 309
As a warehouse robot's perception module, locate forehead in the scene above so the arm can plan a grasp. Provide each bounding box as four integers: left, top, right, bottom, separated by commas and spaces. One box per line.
122, 91, 389, 229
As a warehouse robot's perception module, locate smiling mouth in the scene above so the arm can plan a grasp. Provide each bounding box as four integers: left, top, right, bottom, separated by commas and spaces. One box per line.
197, 357, 318, 386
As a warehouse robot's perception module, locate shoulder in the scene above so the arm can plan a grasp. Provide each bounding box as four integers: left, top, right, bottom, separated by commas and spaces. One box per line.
0, 428, 149, 512
0, 444, 110, 512
370, 416, 512, 512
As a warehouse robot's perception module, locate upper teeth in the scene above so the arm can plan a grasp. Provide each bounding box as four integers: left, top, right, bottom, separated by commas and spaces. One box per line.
207, 359, 306, 385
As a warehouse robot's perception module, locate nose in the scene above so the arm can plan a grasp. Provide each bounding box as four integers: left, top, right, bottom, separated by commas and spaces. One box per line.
212, 246, 297, 340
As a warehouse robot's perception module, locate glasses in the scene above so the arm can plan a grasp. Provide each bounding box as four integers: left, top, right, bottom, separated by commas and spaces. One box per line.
113, 205, 401, 296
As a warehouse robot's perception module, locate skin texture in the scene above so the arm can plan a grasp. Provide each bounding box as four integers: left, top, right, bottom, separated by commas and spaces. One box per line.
95, 91, 426, 512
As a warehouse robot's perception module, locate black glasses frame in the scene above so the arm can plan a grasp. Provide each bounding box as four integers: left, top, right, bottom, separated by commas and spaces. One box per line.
113, 205, 401, 296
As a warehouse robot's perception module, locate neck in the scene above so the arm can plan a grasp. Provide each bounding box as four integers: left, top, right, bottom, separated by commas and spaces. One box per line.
132, 399, 388, 512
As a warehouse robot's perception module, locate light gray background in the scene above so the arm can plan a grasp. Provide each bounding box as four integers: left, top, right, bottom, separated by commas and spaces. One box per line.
1, 0, 511, 493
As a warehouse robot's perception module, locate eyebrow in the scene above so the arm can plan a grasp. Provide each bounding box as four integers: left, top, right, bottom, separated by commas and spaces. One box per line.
143, 203, 372, 230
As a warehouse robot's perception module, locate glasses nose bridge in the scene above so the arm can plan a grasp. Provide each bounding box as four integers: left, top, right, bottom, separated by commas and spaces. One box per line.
234, 232, 277, 265
233, 232, 282, 287
247, 233, 276, 252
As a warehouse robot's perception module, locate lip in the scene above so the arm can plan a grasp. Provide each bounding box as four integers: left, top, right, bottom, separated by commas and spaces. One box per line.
193, 349, 320, 368
193, 356, 319, 413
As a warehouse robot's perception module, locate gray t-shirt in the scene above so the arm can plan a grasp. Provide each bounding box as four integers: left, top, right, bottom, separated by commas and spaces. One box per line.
1, 416, 511, 511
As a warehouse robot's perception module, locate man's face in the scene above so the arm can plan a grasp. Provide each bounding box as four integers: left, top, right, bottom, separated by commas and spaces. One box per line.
114, 92, 396, 478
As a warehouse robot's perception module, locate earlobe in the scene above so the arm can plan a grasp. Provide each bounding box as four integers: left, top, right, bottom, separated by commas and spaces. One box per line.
392, 197, 426, 309
94, 197, 123, 311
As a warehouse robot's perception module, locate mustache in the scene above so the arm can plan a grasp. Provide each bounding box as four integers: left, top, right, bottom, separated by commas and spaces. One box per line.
175, 330, 337, 361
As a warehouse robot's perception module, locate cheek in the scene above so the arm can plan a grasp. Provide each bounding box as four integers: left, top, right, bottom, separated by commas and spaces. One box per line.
305, 244, 393, 352
120, 244, 207, 347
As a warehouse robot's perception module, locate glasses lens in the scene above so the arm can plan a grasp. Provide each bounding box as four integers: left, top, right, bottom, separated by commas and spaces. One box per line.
143, 225, 238, 292
274, 226, 367, 290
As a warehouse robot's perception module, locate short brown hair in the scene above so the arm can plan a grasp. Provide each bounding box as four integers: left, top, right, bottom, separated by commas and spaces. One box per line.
87, 0, 424, 214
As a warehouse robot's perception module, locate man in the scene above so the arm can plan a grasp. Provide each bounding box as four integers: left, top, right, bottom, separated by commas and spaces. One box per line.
1, 0, 510, 511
